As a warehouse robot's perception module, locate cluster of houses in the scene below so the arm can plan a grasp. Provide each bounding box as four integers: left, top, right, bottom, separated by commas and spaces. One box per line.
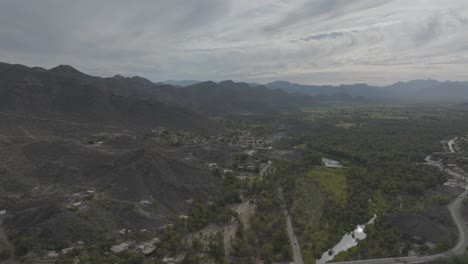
43, 241, 85, 260
147, 128, 208, 146
443, 178, 467, 188
110, 237, 160, 256
65, 190, 96, 210
109, 237, 181, 263
217, 135, 273, 148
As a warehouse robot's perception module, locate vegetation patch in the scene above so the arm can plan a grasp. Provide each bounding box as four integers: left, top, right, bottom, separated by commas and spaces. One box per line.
307, 168, 347, 206
335, 122, 357, 129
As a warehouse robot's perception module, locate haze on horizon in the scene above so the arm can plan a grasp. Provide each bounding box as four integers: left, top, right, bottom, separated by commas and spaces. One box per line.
1, 0, 468, 86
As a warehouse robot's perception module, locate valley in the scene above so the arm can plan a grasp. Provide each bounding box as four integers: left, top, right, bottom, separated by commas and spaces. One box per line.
1, 62, 468, 264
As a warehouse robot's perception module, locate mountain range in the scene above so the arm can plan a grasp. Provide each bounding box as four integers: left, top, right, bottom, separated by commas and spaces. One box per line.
263, 79, 468, 102
0, 62, 321, 134
2, 61, 468, 128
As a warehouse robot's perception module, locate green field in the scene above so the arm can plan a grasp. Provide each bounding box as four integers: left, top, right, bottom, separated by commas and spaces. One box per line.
307, 167, 347, 206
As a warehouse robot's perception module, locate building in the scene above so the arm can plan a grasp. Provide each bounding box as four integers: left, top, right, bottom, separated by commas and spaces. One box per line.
149, 237, 161, 245
256, 147, 273, 157
111, 243, 130, 254
142, 245, 156, 255
62, 247, 76, 254
163, 257, 179, 263
45, 251, 59, 259
117, 228, 129, 236
208, 163, 218, 169
135, 237, 160, 256
322, 157, 343, 168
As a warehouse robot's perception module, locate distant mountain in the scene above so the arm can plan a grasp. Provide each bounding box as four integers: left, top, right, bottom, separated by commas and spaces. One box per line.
383, 80, 468, 102
265, 79, 468, 102
161, 80, 202, 87
266, 80, 345, 96
150, 80, 319, 115
100, 78, 321, 116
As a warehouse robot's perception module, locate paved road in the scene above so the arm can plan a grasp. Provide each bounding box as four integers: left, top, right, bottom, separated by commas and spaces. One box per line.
260, 160, 273, 176
285, 210, 304, 264
334, 169, 468, 264
278, 188, 304, 264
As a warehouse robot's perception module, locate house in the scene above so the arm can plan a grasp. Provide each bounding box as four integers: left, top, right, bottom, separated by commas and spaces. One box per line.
62, 247, 75, 254
135, 238, 160, 256
158, 224, 174, 230
45, 251, 59, 259
163, 257, 179, 263
179, 215, 188, 220
111, 243, 130, 254
84, 190, 95, 198
256, 147, 272, 156
142, 245, 156, 255
117, 228, 128, 235
149, 237, 161, 245
208, 163, 218, 169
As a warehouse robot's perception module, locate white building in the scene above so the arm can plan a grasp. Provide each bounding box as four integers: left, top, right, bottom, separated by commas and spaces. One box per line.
111, 243, 130, 254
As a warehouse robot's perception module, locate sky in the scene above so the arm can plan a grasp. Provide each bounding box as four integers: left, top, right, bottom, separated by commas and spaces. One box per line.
1, 0, 468, 85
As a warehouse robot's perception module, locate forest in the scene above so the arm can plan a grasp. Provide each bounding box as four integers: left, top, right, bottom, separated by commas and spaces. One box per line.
273, 106, 468, 263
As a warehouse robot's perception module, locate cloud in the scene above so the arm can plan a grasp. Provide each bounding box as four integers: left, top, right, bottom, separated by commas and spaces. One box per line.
0, 0, 468, 85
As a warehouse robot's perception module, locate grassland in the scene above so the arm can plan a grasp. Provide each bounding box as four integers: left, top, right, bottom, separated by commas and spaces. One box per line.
307, 167, 347, 206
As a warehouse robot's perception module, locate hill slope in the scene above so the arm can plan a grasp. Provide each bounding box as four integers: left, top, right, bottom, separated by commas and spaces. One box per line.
0, 62, 221, 134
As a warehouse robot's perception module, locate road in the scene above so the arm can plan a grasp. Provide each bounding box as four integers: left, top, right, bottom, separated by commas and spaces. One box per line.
278, 188, 304, 264
333, 168, 468, 264
285, 210, 304, 264
260, 160, 273, 176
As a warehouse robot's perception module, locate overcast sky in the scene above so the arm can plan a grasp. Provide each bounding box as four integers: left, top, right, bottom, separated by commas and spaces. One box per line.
1, 0, 468, 85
